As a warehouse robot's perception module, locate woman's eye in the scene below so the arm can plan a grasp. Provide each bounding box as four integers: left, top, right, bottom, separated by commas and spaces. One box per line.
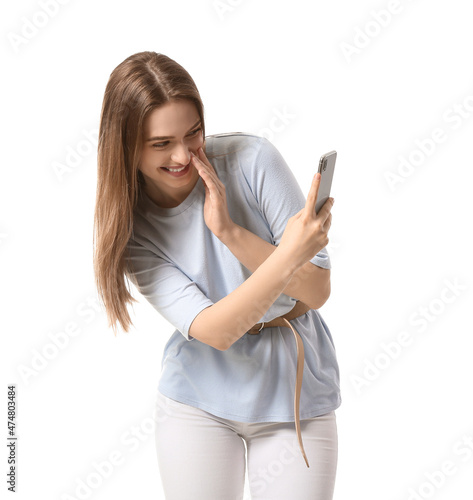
152, 128, 201, 149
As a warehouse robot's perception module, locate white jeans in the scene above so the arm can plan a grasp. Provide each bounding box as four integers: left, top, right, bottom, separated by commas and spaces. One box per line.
154, 390, 338, 500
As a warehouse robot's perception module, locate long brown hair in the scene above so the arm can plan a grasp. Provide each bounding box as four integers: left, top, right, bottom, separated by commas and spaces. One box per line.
93, 51, 207, 335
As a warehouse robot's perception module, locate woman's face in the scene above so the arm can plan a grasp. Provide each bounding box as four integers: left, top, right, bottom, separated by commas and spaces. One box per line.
139, 99, 204, 207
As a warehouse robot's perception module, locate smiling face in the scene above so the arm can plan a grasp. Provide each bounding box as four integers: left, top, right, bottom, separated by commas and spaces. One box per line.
139, 99, 204, 208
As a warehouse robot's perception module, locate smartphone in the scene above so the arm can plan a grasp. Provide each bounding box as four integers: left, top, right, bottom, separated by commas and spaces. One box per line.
315, 151, 337, 213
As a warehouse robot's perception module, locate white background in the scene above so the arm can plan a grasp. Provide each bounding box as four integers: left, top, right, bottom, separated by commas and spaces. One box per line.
2, 0, 472, 499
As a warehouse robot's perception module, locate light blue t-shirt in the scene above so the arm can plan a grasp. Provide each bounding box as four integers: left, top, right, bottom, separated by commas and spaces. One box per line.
125, 133, 341, 422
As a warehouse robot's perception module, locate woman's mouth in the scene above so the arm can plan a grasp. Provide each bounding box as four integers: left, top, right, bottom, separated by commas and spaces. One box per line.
160, 162, 191, 177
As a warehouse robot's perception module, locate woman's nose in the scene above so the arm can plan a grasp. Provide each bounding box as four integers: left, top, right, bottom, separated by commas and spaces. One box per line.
171, 145, 192, 165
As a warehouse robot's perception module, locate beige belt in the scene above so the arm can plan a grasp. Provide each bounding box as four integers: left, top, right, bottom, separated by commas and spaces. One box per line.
247, 300, 312, 468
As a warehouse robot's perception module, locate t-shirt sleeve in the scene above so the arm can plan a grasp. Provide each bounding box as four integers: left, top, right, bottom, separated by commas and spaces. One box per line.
245, 136, 331, 270
125, 238, 215, 341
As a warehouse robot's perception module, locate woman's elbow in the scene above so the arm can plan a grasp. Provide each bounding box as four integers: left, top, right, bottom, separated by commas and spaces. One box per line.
310, 278, 331, 310
189, 307, 230, 351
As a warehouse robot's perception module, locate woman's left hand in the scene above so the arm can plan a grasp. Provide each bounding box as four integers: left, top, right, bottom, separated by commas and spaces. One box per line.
191, 147, 236, 240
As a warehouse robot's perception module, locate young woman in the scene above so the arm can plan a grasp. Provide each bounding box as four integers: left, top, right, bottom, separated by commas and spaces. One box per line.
93, 51, 341, 500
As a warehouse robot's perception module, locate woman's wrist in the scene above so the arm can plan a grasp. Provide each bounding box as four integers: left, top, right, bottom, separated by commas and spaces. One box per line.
272, 244, 302, 276
217, 222, 241, 246
219, 223, 302, 276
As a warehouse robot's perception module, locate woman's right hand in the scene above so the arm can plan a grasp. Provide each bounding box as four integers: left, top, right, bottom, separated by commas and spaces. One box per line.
277, 173, 333, 272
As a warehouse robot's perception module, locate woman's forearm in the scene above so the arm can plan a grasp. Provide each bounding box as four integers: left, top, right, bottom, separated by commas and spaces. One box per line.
219, 223, 330, 310
188, 245, 299, 351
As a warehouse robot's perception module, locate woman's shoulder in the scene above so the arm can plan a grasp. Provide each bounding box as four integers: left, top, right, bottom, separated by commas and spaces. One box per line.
206, 131, 263, 141
205, 132, 268, 158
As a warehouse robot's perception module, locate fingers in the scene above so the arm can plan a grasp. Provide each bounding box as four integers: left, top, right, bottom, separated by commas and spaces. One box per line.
324, 211, 332, 231
191, 150, 222, 195
197, 146, 214, 170
191, 152, 222, 199
195, 147, 217, 178
305, 173, 321, 217
316, 197, 334, 224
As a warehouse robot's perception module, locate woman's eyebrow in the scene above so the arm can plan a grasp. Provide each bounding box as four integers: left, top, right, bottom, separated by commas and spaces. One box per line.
146, 119, 201, 142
